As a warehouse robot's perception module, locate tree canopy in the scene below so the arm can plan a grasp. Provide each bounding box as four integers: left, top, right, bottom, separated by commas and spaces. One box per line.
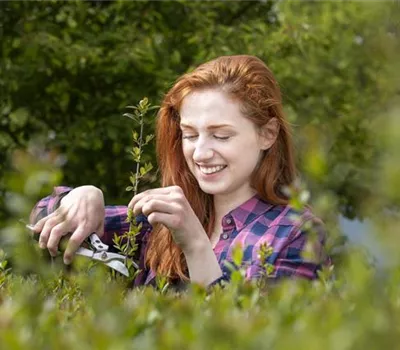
1, 0, 399, 221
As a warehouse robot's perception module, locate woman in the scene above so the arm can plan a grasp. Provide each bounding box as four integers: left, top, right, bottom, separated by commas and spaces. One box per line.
30, 55, 328, 288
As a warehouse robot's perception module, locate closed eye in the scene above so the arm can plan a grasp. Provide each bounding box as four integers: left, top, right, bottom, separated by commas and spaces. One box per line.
182, 135, 198, 140
182, 135, 231, 141
213, 136, 230, 141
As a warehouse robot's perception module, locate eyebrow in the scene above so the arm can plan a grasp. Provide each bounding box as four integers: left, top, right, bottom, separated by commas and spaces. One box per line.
179, 123, 234, 131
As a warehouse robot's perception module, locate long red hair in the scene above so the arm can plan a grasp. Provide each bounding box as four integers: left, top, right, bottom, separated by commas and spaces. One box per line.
146, 55, 297, 281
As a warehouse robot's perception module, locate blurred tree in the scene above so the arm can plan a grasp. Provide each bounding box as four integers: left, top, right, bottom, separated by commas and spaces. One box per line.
0, 0, 398, 221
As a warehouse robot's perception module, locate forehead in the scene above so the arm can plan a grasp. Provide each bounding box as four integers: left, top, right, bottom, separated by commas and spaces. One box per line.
179, 89, 247, 128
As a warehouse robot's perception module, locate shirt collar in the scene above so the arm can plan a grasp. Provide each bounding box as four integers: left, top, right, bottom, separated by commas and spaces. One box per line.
221, 193, 274, 232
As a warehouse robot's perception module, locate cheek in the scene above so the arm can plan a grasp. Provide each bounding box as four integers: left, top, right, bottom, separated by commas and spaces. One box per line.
182, 143, 194, 163
233, 141, 261, 166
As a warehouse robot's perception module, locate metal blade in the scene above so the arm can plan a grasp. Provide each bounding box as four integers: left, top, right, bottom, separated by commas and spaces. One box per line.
105, 260, 129, 277
75, 247, 95, 259
26, 224, 130, 277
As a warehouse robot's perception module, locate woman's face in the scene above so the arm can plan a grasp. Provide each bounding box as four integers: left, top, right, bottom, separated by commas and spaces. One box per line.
180, 89, 275, 202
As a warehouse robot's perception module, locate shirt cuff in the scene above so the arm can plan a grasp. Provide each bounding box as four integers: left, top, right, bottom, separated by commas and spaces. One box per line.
29, 186, 72, 224
207, 271, 230, 289
49, 186, 73, 213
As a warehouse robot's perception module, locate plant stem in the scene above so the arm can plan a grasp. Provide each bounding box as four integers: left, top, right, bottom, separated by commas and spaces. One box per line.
134, 118, 144, 197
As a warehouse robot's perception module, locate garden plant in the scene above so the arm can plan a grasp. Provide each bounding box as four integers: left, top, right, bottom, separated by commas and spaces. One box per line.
1, 1, 400, 349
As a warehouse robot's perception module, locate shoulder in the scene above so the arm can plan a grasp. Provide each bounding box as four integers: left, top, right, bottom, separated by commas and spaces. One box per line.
261, 202, 322, 228
239, 195, 324, 237
254, 203, 326, 244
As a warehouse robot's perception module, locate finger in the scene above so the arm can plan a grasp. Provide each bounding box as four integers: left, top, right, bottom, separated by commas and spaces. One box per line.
29, 229, 42, 244
32, 215, 50, 233
25, 223, 40, 240
128, 188, 173, 209
63, 226, 89, 265
32, 212, 55, 233
147, 211, 177, 228
132, 194, 175, 216
38, 212, 65, 249
141, 199, 178, 217
31, 231, 41, 242
46, 221, 70, 257
33, 207, 66, 232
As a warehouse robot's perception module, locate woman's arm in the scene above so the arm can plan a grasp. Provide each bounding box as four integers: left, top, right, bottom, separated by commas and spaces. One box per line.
248, 217, 330, 282
209, 217, 330, 289
182, 235, 223, 286
128, 186, 223, 286
29, 185, 151, 263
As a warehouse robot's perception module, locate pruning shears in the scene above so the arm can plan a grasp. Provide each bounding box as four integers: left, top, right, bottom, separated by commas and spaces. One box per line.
26, 224, 130, 277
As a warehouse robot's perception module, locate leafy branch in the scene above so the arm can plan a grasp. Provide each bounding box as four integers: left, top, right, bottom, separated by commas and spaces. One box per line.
112, 97, 158, 279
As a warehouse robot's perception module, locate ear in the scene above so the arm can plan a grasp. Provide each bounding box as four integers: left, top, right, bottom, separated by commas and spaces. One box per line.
258, 118, 279, 150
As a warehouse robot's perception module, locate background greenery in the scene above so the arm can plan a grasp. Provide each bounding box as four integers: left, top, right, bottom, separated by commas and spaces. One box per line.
1, 0, 398, 220
1, 1, 400, 348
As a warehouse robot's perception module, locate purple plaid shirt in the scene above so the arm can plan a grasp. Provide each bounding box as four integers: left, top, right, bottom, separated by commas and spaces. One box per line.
30, 186, 329, 287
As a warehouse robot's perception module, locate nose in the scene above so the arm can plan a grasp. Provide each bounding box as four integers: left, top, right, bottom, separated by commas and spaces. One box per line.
192, 137, 214, 163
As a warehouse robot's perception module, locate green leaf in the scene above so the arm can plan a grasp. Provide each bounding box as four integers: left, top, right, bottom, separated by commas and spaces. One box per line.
232, 243, 244, 267
145, 162, 153, 172
133, 147, 141, 156
145, 134, 154, 144
139, 97, 149, 109
0, 260, 7, 270
123, 113, 139, 122
223, 260, 237, 272
129, 174, 137, 184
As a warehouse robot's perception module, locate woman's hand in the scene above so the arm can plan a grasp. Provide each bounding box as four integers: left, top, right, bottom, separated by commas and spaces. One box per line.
129, 186, 223, 285
32, 185, 105, 264
128, 186, 208, 253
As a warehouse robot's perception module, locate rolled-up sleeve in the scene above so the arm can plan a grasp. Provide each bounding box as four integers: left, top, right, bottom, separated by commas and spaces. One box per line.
29, 186, 72, 224
28, 186, 152, 257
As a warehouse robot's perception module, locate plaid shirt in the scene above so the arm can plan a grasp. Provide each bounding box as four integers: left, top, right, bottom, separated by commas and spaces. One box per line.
30, 186, 329, 287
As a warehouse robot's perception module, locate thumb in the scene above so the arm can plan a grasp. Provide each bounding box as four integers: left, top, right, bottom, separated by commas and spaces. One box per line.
96, 220, 105, 238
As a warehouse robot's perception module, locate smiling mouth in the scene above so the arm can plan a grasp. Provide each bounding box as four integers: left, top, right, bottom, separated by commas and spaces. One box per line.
197, 165, 227, 175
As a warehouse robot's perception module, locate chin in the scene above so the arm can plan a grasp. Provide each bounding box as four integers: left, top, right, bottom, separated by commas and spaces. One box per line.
198, 184, 229, 195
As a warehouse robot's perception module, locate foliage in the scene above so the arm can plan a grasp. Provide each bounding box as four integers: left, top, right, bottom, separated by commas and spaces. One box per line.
0, 1, 400, 349
123, 98, 156, 195
113, 97, 156, 279
1, 0, 399, 222
1, 108, 400, 348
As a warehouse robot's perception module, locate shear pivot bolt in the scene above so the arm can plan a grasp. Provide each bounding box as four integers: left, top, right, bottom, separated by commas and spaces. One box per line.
101, 252, 108, 260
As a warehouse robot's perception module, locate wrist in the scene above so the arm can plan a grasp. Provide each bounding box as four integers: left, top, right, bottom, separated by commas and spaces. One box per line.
183, 234, 222, 285
182, 235, 211, 257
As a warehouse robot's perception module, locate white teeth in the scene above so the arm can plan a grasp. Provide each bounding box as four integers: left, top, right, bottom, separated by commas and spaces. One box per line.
199, 165, 226, 174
